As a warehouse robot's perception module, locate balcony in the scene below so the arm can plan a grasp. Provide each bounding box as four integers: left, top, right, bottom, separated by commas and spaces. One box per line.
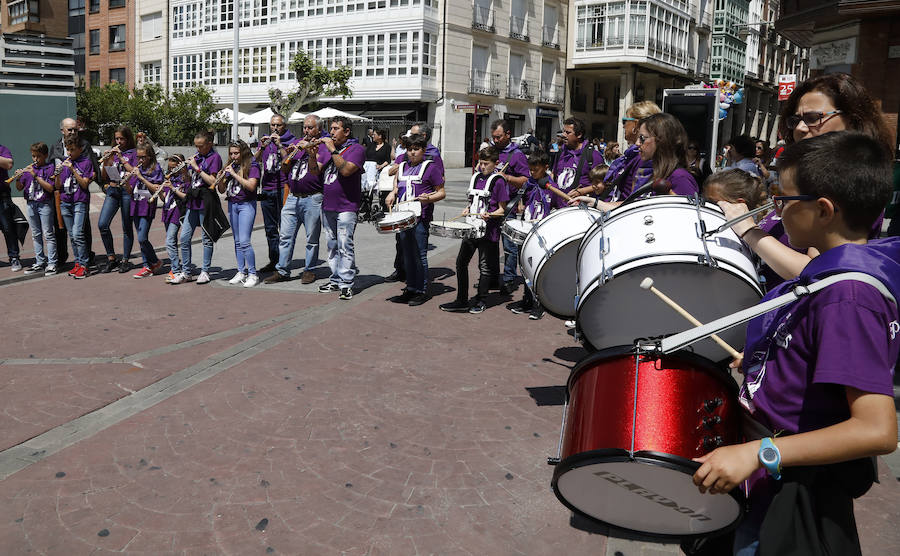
539, 83, 564, 106
542, 25, 560, 49
472, 6, 495, 33
510, 16, 529, 42
468, 69, 501, 96
507, 77, 534, 100
8, 0, 40, 25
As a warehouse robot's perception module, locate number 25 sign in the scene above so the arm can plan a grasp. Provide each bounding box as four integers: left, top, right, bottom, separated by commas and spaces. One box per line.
778, 74, 797, 101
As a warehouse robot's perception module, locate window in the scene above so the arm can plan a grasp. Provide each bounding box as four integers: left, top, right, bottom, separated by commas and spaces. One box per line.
89, 0, 99, 12
345, 37, 364, 77
422, 32, 437, 77
387, 32, 408, 76
109, 25, 126, 51
365, 34, 384, 76
10, 0, 41, 24
67, 0, 84, 17
109, 68, 126, 83
89, 29, 100, 55
109, 0, 125, 8
142, 61, 161, 84
89, 71, 100, 87
172, 54, 201, 88
71, 32, 85, 57
141, 12, 162, 41
172, 2, 202, 38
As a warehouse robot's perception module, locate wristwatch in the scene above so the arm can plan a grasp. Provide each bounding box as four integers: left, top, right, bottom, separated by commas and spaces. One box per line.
759, 437, 782, 480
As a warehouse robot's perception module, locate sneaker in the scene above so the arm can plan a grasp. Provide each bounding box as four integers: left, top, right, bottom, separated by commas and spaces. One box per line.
258, 261, 277, 273
149, 261, 163, 275
529, 307, 544, 320
564, 320, 577, 329
196, 271, 211, 284
181, 272, 195, 282
44, 266, 58, 276
318, 282, 340, 293
101, 258, 120, 273
243, 274, 259, 288
73, 265, 89, 279
384, 270, 405, 283
169, 272, 186, 285
391, 289, 416, 303
68, 263, 81, 277
24, 263, 44, 275
339, 287, 353, 300
508, 300, 532, 314
165, 271, 176, 283
264, 273, 289, 284
468, 300, 486, 314
228, 272, 246, 285
408, 293, 430, 307
300, 270, 316, 284
440, 300, 470, 313
10, 258, 23, 272
117, 260, 132, 274
133, 267, 153, 278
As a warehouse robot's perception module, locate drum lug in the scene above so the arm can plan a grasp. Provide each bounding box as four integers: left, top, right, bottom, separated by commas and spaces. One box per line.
643, 215, 654, 225
700, 397, 723, 413
697, 254, 718, 267
644, 233, 655, 244
699, 415, 722, 430
602, 268, 614, 283
547, 457, 560, 466
701, 436, 724, 451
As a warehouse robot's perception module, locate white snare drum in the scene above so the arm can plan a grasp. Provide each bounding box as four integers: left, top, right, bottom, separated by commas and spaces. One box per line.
430, 220, 484, 240
377, 211, 417, 234
576, 196, 763, 361
501, 218, 534, 246
519, 206, 604, 319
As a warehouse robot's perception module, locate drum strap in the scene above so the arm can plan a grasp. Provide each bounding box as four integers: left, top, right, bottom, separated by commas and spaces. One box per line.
572, 144, 595, 192
656, 272, 896, 355
397, 160, 431, 203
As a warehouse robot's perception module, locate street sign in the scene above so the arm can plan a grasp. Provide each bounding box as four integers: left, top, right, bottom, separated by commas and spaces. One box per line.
778, 74, 797, 101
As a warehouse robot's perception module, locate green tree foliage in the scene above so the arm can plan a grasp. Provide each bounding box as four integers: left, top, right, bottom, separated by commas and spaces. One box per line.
77, 83, 227, 145
269, 49, 353, 116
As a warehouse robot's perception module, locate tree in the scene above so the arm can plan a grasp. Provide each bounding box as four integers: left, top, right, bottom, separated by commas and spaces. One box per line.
269, 49, 353, 116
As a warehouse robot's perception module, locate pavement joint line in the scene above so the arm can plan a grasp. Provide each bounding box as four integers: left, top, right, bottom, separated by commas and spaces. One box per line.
0, 277, 393, 481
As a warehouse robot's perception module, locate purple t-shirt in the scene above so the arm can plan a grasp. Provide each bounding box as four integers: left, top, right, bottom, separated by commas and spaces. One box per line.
470, 173, 510, 243
258, 131, 295, 191
187, 149, 223, 211
59, 153, 94, 204
105, 148, 137, 190
286, 140, 330, 195
20, 163, 55, 203
395, 144, 445, 181
397, 160, 443, 224
0, 144, 12, 195
226, 161, 261, 203
523, 176, 555, 218
130, 163, 164, 217
553, 142, 605, 193
161, 174, 188, 226
498, 143, 530, 195
322, 141, 366, 213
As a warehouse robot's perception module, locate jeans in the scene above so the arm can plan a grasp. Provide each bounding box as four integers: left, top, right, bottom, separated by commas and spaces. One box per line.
323, 210, 357, 287
165, 221, 180, 274
276, 192, 323, 276
60, 201, 88, 265
26, 201, 56, 267
180, 208, 214, 274
455, 237, 500, 302
502, 235, 519, 284
0, 195, 20, 260
134, 215, 159, 267
229, 200, 257, 275
259, 188, 283, 265
398, 219, 429, 293
98, 187, 134, 261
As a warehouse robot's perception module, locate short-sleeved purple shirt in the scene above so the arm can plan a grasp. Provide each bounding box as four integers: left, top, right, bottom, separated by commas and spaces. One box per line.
161, 175, 187, 226
59, 153, 94, 204
226, 161, 261, 203
322, 141, 366, 213
259, 131, 295, 191
187, 149, 223, 211
0, 144, 12, 195
286, 141, 330, 195
105, 148, 138, 189
523, 176, 555, 218
498, 143, 530, 194
395, 144, 445, 181
470, 173, 510, 243
397, 160, 443, 224
20, 163, 55, 203
553, 142, 605, 193
130, 163, 164, 217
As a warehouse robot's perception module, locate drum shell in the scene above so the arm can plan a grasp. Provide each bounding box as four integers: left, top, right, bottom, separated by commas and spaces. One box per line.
376, 211, 416, 234
501, 219, 534, 246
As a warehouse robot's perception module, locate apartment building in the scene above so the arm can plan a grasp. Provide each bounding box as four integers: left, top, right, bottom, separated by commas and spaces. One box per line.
135, 0, 165, 87
84, 0, 136, 88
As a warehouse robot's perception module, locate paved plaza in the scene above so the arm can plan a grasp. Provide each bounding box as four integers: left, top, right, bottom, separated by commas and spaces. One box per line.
0, 169, 897, 555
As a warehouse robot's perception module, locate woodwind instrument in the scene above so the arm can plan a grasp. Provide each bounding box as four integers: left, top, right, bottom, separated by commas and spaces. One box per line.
212, 162, 238, 190
5, 164, 34, 184
99, 146, 121, 164
148, 161, 187, 203
51, 157, 71, 179
259, 133, 280, 147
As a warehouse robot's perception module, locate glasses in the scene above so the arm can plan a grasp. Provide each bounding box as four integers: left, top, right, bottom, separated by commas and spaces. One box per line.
772, 194, 817, 214
785, 110, 842, 130
621, 117, 637, 125
637, 134, 654, 144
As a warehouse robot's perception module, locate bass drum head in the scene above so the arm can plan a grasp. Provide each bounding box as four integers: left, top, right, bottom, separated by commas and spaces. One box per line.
552, 449, 744, 539
531, 238, 580, 319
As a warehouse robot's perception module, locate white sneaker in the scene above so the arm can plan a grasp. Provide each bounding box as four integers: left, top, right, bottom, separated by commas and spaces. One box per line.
564, 320, 577, 328
228, 272, 246, 285
10, 259, 22, 272
196, 271, 211, 284
24, 263, 44, 275
242, 274, 259, 288
169, 272, 186, 285
182, 272, 195, 282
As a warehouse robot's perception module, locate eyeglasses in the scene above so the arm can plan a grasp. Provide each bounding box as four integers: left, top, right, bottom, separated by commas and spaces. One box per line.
785, 110, 842, 130
637, 134, 654, 144
621, 117, 637, 125
772, 194, 817, 214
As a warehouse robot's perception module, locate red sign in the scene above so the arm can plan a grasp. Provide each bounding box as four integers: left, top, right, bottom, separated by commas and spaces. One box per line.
778, 74, 796, 101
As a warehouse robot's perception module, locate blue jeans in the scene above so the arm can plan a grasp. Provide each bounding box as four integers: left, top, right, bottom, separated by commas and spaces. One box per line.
259, 188, 283, 264
26, 201, 57, 266
0, 195, 20, 260
398, 219, 429, 293
60, 201, 88, 265
165, 221, 180, 274
276, 192, 322, 276
180, 208, 213, 274
98, 187, 134, 261
134, 215, 159, 267
229, 200, 257, 274
323, 210, 357, 287
502, 235, 519, 284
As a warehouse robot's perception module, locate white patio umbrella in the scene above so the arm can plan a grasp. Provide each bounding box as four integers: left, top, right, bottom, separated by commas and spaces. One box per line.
242, 107, 283, 124
214, 108, 249, 124
286, 111, 307, 123
309, 107, 372, 122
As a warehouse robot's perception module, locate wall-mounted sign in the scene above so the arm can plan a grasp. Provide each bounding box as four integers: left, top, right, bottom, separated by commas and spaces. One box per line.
810, 38, 857, 69
778, 74, 797, 101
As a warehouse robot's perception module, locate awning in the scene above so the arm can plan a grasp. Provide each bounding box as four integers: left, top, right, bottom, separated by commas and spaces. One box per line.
358, 109, 415, 120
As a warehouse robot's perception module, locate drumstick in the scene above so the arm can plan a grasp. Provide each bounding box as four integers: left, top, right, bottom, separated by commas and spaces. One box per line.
639, 277, 743, 361
541, 181, 572, 202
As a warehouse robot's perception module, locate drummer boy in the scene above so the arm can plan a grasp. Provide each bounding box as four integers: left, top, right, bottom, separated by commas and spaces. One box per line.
439, 146, 509, 314
508, 150, 555, 320
691, 131, 898, 554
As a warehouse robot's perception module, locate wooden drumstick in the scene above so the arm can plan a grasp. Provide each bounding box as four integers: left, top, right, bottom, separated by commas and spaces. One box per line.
540, 181, 572, 202
639, 277, 743, 361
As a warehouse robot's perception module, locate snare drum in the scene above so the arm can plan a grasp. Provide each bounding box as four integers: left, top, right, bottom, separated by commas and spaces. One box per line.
551, 347, 744, 539
576, 196, 762, 361
501, 218, 534, 246
429, 220, 484, 240
376, 211, 417, 234
518, 206, 604, 319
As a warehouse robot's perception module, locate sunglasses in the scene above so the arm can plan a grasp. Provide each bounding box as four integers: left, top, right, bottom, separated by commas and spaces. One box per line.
621, 117, 637, 125
772, 194, 817, 214
637, 134, 653, 144
785, 110, 842, 130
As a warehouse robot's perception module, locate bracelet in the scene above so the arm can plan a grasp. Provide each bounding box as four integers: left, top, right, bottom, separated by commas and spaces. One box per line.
739, 226, 761, 239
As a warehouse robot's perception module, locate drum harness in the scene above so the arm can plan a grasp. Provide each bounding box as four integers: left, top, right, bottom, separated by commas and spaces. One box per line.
465, 171, 501, 232
395, 160, 431, 218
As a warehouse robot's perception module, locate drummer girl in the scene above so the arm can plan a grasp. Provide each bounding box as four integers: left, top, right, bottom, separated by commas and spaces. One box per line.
385, 133, 445, 306
439, 146, 509, 314
508, 150, 555, 320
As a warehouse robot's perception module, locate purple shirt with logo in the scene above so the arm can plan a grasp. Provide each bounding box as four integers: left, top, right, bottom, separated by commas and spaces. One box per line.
259, 130, 295, 191
322, 140, 366, 213
226, 161, 261, 203
498, 143, 530, 195
397, 160, 443, 224
471, 173, 510, 243
187, 149, 223, 211
0, 144, 12, 195
106, 148, 138, 189
130, 163, 164, 217
523, 176, 557, 215
161, 174, 188, 226
395, 144, 445, 181
59, 153, 94, 204
286, 141, 330, 195
554, 142, 604, 193
20, 163, 55, 203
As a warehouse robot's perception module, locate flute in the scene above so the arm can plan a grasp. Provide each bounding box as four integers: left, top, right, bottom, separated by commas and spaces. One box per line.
5, 164, 34, 184
212, 162, 238, 190
99, 146, 121, 164
148, 161, 187, 203
51, 157, 71, 179
259, 133, 280, 147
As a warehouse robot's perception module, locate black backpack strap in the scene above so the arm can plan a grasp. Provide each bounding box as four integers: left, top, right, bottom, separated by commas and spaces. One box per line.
572, 144, 594, 190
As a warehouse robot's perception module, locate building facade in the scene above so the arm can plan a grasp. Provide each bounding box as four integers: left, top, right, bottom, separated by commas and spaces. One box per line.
135, 0, 166, 88
84, 0, 136, 88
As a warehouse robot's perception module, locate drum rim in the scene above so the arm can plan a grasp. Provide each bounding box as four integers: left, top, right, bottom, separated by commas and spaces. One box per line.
550, 447, 746, 540
431, 220, 476, 230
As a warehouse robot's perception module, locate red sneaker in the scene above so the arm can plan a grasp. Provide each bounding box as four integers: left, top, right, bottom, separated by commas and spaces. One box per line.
133, 267, 153, 278
73, 265, 88, 279
68, 263, 81, 277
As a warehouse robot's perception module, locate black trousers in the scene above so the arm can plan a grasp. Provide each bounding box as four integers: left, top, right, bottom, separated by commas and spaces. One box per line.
455, 237, 499, 302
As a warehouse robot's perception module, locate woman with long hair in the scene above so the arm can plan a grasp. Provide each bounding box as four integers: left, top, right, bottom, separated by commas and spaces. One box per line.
222, 140, 261, 287
128, 143, 164, 278
98, 125, 137, 273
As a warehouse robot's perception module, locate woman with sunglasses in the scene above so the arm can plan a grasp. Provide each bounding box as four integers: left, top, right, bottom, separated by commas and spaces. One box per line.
719, 73, 893, 291
600, 101, 660, 201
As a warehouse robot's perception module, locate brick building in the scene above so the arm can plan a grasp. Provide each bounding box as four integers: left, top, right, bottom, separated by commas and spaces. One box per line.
84, 0, 135, 88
